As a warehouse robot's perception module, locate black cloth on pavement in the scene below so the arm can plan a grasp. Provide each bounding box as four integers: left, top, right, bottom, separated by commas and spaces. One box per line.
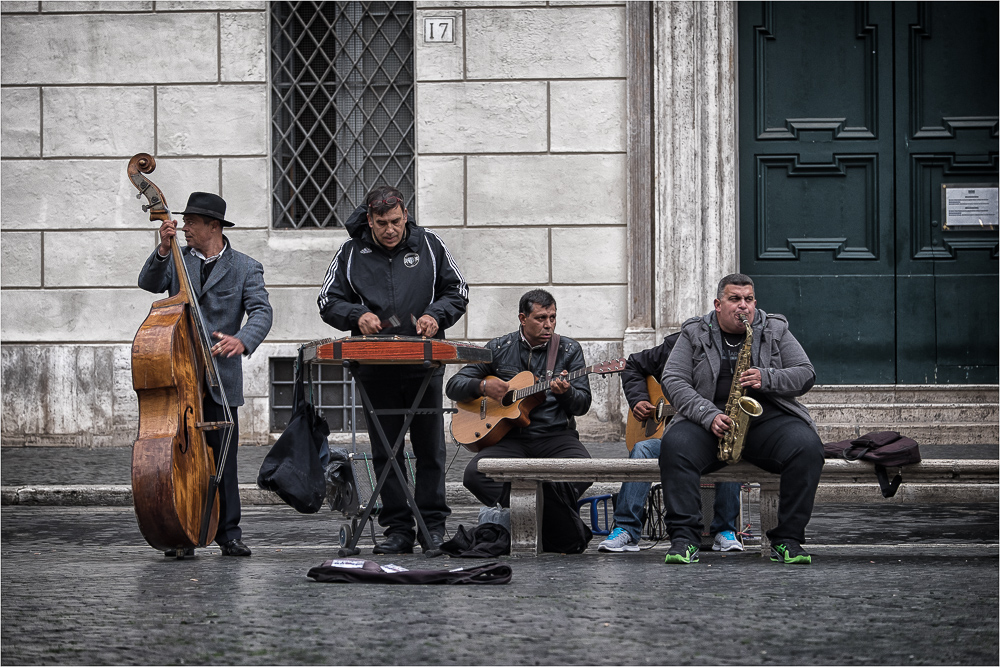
307, 559, 511, 585
440, 523, 511, 558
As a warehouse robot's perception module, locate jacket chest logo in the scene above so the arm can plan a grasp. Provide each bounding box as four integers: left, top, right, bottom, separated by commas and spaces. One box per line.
403, 252, 420, 268
359, 247, 372, 254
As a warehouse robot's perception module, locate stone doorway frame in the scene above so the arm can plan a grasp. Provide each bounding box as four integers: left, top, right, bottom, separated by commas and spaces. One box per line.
624, 1, 738, 356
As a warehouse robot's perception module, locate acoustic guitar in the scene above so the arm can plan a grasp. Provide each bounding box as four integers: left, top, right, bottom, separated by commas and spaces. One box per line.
451, 358, 626, 452
624, 376, 675, 452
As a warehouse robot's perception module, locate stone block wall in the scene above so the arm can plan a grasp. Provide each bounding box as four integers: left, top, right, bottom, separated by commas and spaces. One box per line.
0, 1, 277, 446
414, 1, 628, 440
1, 0, 630, 447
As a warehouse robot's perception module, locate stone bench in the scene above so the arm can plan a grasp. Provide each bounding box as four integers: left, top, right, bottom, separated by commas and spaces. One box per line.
476, 458, 1000, 556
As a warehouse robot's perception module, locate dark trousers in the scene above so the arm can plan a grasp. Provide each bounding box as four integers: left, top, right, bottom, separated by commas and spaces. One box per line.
358, 366, 450, 542
203, 397, 241, 544
659, 414, 824, 545
464, 431, 592, 507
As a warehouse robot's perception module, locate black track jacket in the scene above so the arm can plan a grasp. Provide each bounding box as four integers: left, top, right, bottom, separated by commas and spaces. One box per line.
317, 204, 469, 338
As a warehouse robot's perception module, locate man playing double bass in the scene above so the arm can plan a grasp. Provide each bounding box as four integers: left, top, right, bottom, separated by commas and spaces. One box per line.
138, 192, 273, 558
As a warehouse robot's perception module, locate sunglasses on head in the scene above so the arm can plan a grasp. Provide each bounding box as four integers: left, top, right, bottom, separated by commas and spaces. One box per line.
369, 196, 404, 208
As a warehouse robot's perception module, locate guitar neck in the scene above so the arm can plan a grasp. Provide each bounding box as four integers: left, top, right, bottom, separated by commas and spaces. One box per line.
510, 365, 602, 401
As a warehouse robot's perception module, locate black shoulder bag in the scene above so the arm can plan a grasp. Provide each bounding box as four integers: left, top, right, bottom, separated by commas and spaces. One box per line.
257, 348, 330, 513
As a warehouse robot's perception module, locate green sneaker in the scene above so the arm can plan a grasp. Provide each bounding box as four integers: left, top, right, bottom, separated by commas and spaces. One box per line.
770, 541, 812, 564
664, 539, 699, 564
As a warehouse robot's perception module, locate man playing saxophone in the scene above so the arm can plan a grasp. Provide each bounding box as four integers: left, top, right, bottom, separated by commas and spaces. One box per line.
658, 273, 824, 564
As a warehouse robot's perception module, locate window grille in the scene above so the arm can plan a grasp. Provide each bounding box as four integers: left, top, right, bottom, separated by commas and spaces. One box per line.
270, 358, 366, 433
270, 1, 415, 229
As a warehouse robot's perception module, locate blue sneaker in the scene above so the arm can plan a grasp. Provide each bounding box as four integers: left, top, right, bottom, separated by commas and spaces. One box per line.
598, 527, 639, 552
712, 530, 744, 552
664, 538, 699, 564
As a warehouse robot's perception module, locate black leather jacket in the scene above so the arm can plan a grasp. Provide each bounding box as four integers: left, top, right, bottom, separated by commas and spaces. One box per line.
620, 333, 679, 411
446, 329, 592, 438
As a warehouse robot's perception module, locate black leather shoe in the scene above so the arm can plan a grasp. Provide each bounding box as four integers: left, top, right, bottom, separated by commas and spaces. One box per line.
419, 532, 445, 554
373, 533, 414, 555
219, 539, 252, 557
163, 548, 195, 558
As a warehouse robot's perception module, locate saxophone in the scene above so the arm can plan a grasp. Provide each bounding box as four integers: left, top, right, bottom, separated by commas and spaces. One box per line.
717, 314, 764, 464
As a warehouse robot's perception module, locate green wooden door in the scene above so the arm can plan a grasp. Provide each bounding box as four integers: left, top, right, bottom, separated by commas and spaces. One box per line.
738, 1, 998, 384
893, 2, 999, 383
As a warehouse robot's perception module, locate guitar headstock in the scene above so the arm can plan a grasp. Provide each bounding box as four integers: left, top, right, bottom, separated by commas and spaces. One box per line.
593, 358, 626, 375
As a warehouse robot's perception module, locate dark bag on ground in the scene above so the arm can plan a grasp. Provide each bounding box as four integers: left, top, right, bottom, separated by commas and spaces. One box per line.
307, 558, 512, 585
823, 430, 921, 498
323, 446, 360, 515
541, 481, 593, 554
440, 523, 511, 558
257, 349, 330, 513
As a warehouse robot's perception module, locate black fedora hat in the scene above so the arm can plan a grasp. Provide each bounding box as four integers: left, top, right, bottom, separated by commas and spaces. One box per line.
176, 192, 235, 227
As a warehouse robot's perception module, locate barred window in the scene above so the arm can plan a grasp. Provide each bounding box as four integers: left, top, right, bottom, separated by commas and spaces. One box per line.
270, 1, 415, 229
270, 358, 367, 433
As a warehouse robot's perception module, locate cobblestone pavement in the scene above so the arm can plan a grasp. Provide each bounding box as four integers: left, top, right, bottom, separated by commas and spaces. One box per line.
2, 500, 997, 665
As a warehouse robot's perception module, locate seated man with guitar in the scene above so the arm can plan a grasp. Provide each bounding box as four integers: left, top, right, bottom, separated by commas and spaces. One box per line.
448, 289, 623, 553
599, 334, 743, 554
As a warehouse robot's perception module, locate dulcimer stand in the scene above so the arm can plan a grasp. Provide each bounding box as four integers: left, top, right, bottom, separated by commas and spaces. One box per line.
302, 335, 492, 558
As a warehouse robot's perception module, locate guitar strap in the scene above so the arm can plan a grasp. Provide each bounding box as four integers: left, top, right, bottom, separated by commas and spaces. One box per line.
544, 333, 561, 380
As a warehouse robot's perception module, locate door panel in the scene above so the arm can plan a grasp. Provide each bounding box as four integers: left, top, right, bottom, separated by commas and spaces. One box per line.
738, 1, 895, 383
894, 1, 999, 383
934, 275, 999, 383
739, 1, 998, 384
755, 275, 895, 383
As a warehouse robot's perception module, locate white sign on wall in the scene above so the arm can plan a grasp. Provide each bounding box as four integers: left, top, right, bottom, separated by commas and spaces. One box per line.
423, 17, 455, 43
942, 184, 999, 230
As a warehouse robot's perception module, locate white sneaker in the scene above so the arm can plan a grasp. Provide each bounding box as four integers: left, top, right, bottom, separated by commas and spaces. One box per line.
712, 530, 744, 552
598, 527, 639, 552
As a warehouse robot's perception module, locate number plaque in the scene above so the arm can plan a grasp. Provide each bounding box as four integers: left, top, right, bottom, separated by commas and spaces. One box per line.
423, 17, 455, 43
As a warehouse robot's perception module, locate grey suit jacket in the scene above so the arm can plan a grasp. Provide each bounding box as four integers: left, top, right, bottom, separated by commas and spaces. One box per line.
137, 236, 273, 407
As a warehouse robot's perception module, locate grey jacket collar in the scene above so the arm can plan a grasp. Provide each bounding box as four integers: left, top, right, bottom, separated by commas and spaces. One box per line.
184, 235, 234, 296
687, 309, 770, 370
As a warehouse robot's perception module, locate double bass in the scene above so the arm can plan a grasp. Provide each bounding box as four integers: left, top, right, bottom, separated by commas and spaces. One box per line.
128, 153, 233, 553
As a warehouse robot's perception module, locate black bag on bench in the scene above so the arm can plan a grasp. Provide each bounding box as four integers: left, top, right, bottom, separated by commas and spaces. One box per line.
824, 430, 921, 498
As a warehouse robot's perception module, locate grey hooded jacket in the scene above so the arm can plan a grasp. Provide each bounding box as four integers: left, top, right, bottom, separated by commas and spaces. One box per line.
660, 309, 817, 436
